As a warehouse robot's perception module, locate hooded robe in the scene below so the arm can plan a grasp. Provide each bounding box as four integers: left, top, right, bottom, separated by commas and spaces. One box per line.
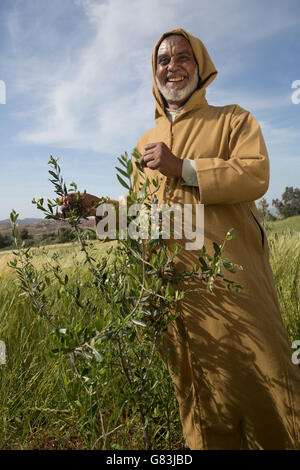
132, 28, 300, 450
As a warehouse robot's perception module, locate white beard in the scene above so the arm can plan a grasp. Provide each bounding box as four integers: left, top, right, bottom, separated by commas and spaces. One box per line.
155, 65, 199, 104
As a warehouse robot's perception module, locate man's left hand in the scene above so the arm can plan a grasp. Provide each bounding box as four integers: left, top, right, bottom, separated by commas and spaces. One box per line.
140, 142, 183, 178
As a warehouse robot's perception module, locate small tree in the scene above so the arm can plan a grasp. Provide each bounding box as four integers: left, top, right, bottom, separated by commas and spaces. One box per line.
81, 228, 96, 240
272, 186, 300, 219
8, 151, 243, 449
20, 228, 30, 240
257, 197, 276, 222
58, 227, 75, 243
0, 233, 12, 249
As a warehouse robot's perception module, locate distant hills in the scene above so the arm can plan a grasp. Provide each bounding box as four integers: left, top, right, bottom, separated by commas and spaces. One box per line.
0, 218, 45, 225
0, 217, 94, 236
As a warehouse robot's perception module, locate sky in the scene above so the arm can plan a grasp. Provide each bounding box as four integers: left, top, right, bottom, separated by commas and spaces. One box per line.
0, 0, 299, 220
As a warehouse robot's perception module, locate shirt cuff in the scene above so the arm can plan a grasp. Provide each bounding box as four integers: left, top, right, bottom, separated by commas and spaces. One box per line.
181, 159, 199, 187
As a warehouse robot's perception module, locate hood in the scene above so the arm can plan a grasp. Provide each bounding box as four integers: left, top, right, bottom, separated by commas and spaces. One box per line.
152, 28, 218, 122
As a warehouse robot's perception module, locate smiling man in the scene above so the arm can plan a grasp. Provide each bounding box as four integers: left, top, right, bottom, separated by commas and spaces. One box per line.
155, 35, 199, 108
60, 28, 300, 450
134, 28, 300, 450
139, 34, 200, 181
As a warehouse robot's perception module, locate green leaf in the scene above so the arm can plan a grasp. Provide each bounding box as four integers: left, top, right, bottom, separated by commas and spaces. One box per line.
117, 157, 127, 168
128, 160, 133, 177
117, 174, 130, 190
135, 161, 143, 172
116, 166, 129, 178
48, 170, 58, 179
222, 259, 235, 273
199, 257, 208, 269
213, 242, 221, 255
132, 147, 141, 160
166, 283, 174, 297
10, 210, 19, 223
137, 180, 148, 200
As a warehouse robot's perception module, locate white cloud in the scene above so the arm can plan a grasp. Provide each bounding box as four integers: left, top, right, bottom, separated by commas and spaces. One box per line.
259, 120, 300, 163
5, 0, 300, 154
1, 0, 300, 219
207, 87, 292, 113
18, 0, 185, 152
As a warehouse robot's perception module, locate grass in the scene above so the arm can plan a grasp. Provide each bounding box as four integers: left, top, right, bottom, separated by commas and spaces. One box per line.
267, 215, 300, 233
0, 239, 182, 450
0, 229, 299, 449
267, 230, 300, 342
0, 240, 118, 278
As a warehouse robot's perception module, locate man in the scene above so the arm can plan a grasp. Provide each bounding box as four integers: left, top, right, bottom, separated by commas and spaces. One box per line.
61, 28, 300, 450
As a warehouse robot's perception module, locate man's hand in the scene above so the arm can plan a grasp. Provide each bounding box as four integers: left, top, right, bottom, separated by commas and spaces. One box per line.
58, 193, 101, 218
140, 142, 183, 178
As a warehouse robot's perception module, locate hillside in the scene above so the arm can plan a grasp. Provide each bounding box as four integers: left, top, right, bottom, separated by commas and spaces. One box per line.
268, 215, 300, 232
0, 218, 95, 237
0, 218, 44, 225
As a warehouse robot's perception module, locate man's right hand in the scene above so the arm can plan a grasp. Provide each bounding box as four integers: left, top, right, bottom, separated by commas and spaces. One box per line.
58, 193, 102, 218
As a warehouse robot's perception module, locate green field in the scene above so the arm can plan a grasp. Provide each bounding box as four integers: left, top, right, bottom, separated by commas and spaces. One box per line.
0, 230, 299, 449
0, 239, 183, 450
267, 215, 300, 233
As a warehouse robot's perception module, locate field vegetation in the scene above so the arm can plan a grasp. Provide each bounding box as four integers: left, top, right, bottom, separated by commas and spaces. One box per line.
0, 158, 299, 450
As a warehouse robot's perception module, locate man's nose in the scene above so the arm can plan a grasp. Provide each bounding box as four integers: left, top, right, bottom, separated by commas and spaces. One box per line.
167, 58, 180, 72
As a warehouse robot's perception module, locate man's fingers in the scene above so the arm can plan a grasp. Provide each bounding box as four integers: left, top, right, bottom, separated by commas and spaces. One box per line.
58, 194, 76, 216
140, 152, 156, 168
59, 194, 76, 206
142, 153, 155, 163
144, 143, 158, 150
147, 160, 159, 169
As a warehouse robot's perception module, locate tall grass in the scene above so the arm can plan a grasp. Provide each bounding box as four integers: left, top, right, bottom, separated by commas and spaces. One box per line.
267, 230, 300, 342
267, 215, 300, 233
0, 231, 299, 449
0, 240, 182, 450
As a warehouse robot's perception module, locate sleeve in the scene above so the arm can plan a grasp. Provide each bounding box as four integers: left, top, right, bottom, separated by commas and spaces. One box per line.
194, 105, 270, 204
181, 159, 199, 186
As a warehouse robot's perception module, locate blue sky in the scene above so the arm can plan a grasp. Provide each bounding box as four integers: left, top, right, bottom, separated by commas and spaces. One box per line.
0, 0, 299, 219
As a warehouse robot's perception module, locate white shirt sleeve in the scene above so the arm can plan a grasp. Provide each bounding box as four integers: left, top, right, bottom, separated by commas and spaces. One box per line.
181, 159, 199, 187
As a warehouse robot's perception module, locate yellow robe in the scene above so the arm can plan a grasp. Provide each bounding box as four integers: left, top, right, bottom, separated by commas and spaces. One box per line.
133, 28, 300, 450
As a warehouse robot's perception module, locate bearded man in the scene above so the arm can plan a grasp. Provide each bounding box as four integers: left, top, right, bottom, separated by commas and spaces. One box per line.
60, 28, 300, 450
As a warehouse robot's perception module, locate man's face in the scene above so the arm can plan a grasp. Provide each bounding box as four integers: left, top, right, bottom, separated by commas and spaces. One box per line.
155, 35, 199, 108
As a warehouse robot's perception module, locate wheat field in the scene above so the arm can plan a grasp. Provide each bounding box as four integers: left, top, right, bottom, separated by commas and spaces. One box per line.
0, 229, 299, 449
